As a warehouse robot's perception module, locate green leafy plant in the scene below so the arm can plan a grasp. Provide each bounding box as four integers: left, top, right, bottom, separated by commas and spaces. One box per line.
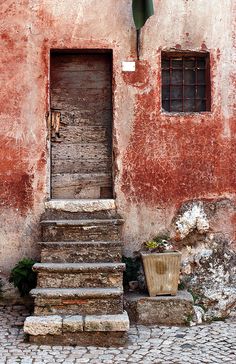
143, 235, 173, 253
178, 281, 186, 290
9, 258, 37, 296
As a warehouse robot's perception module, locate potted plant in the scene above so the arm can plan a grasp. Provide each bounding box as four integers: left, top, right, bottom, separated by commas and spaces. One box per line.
141, 237, 181, 297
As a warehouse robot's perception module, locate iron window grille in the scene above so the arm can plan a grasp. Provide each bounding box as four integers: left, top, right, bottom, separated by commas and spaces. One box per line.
161, 52, 211, 112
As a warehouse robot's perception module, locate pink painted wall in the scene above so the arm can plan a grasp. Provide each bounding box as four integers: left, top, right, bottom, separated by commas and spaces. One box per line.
0, 0, 235, 272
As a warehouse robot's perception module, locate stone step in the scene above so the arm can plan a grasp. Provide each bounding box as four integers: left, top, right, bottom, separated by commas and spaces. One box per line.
41, 219, 123, 242
24, 199, 129, 345
42, 199, 119, 220
24, 312, 130, 346
39, 241, 122, 263
31, 287, 124, 316
33, 262, 125, 289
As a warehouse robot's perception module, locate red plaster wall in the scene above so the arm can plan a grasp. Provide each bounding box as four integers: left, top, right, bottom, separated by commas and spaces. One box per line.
0, 0, 235, 270
121, 89, 236, 206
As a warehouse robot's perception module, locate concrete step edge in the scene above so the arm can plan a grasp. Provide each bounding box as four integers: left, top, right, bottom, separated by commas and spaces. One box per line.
33, 262, 125, 272
40, 219, 124, 226
30, 287, 123, 298
39, 241, 122, 247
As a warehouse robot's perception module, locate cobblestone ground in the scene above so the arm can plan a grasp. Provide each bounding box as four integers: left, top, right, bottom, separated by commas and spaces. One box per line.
0, 306, 235, 364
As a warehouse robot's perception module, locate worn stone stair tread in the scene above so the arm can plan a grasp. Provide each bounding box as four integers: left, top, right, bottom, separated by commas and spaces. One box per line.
33, 262, 125, 272
39, 240, 122, 247
30, 287, 123, 298
45, 199, 116, 212
24, 311, 130, 336
40, 218, 124, 226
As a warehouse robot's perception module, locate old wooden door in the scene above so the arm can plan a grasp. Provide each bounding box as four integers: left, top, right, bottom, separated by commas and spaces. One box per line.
50, 52, 113, 199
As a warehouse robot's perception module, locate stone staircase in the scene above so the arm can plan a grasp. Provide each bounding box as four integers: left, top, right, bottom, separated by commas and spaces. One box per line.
24, 200, 129, 346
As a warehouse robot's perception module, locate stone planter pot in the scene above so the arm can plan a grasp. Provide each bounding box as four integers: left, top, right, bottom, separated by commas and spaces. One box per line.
141, 251, 181, 297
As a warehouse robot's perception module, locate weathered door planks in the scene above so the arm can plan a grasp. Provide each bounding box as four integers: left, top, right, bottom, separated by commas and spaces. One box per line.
50, 52, 113, 199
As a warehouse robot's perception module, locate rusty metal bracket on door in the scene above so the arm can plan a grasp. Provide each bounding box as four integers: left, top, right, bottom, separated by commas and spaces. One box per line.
46, 109, 61, 139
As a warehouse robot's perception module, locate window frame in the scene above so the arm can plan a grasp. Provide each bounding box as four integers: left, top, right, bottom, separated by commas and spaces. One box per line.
161, 51, 211, 113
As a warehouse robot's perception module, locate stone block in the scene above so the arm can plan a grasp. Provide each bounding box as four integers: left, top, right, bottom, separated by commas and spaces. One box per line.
124, 290, 194, 326
24, 315, 62, 335
32, 288, 124, 316
34, 296, 123, 316
63, 315, 83, 332
41, 219, 122, 242
85, 311, 130, 332
38, 271, 123, 289
34, 262, 125, 289
40, 241, 122, 263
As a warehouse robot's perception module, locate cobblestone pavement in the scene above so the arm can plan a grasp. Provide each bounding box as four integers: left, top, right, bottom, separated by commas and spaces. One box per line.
0, 306, 235, 364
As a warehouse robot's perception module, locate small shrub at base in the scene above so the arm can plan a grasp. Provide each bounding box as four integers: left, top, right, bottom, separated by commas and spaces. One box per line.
9, 258, 37, 296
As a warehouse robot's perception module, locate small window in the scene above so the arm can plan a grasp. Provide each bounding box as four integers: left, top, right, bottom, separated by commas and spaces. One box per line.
161, 52, 211, 112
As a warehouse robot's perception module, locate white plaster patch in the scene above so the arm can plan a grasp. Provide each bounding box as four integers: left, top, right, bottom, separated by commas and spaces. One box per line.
175, 203, 209, 239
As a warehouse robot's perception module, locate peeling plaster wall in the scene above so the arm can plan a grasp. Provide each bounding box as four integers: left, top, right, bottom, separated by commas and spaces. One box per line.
0, 0, 235, 310
119, 0, 236, 254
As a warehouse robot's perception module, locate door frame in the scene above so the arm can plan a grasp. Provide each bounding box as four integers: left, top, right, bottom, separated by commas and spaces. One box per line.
47, 49, 114, 200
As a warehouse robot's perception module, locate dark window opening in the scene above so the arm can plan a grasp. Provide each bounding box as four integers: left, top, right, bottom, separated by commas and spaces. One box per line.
161, 52, 211, 112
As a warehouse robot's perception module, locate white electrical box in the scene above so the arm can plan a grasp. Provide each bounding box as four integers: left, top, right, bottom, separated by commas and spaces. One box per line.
122, 61, 136, 72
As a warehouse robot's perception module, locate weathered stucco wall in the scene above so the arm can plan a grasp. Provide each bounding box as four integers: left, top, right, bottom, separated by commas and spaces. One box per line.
0, 0, 235, 316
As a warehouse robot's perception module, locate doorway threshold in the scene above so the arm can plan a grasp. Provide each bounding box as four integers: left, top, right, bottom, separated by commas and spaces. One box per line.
45, 199, 116, 213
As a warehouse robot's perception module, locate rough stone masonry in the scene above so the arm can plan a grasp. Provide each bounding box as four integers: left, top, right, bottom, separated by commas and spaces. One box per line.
0, 0, 235, 321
